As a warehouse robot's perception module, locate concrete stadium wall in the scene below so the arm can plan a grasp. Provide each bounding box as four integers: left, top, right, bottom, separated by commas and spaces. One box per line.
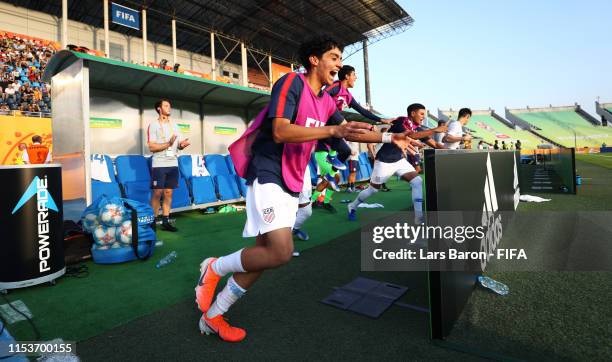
88, 90, 245, 156
90, 89, 141, 155
0, 2, 242, 82
202, 104, 248, 155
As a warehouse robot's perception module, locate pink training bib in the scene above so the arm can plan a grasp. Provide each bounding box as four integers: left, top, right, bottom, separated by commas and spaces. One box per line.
229, 73, 336, 192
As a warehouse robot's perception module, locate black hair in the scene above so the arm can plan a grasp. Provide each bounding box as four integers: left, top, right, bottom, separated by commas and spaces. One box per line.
458, 108, 472, 119
155, 98, 171, 115
32, 135, 42, 143
338, 65, 355, 81
298, 36, 343, 71
406, 103, 426, 115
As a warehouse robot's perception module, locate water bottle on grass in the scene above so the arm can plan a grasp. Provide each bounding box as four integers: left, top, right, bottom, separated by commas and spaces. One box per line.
156, 251, 177, 269
478, 276, 509, 295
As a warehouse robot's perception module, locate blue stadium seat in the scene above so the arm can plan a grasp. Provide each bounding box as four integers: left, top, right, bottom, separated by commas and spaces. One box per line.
178, 155, 218, 205
359, 152, 372, 179
115, 155, 151, 204
309, 153, 318, 185
224, 154, 247, 196
236, 176, 247, 196
225, 155, 237, 175
205, 154, 242, 199
171, 176, 191, 208
204, 154, 231, 175
215, 174, 241, 200
90, 154, 122, 200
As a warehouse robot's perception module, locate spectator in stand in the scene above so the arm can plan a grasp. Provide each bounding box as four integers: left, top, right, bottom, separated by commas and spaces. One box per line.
0, 32, 56, 116
493, 140, 499, 150
516, 140, 522, 150
14, 143, 27, 165
23, 135, 51, 164
501, 140, 508, 150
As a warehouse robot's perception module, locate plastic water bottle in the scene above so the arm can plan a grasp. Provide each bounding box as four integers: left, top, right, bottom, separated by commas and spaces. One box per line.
478, 276, 509, 296
156, 251, 177, 269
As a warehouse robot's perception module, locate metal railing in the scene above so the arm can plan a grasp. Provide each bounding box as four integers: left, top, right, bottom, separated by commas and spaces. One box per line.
0, 110, 51, 118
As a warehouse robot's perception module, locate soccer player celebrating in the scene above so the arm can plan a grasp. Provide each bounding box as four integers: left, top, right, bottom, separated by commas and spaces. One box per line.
443, 108, 472, 149
194, 36, 415, 342
348, 103, 447, 224
310, 65, 394, 210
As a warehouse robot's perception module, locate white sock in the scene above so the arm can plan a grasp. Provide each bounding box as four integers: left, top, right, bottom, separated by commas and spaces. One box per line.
206, 276, 246, 319
349, 185, 378, 210
294, 203, 312, 230
212, 249, 246, 277
410, 176, 424, 223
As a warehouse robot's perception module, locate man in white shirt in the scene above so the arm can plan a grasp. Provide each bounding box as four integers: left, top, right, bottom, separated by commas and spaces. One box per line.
443, 108, 472, 149
147, 98, 190, 232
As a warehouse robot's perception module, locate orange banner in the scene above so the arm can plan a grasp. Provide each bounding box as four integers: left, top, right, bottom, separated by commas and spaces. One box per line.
0, 114, 52, 165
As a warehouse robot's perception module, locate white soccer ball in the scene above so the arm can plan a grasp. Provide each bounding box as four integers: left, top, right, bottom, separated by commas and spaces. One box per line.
116, 221, 132, 245
82, 213, 99, 232
99, 203, 126, 226
92, 225, 117, 247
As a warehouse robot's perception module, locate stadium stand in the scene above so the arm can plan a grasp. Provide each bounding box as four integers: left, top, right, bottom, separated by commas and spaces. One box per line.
439, 109, 542, 149
506, 105, 612, 148
595, 101, 612, 127
0, 30, 55, 116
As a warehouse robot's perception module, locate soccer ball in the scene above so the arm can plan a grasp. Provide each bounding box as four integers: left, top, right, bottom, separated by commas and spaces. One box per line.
82, 213, 99, 232
110, 242, 123, 249
116, 220, 132, 245
92, 225, 117, 247
99, 203, 126, 226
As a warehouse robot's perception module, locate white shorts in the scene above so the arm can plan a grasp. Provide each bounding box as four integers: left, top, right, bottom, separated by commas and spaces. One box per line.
370, 159, 415, 185
243, 179, 299, 237
298, 164, 312, 204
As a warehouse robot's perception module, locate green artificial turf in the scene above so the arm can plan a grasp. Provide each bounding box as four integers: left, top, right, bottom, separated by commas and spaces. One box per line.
4, 179, 413, 343
575, 153, 612, 169
4, 158, 611, 361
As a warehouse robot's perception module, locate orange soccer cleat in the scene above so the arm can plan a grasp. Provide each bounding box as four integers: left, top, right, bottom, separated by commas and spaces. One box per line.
199, 314, 247, 342
194, 257, 220, 313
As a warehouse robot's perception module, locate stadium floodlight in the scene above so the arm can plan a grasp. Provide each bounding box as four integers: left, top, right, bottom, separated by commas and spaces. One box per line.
159, 59, 168, 69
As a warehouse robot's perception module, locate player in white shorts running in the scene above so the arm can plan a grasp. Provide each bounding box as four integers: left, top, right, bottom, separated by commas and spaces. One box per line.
348, 103, 447, 224
194, 36, 416, 342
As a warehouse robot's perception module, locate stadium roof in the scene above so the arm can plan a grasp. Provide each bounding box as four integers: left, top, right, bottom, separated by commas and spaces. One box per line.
14, 0, 413, 63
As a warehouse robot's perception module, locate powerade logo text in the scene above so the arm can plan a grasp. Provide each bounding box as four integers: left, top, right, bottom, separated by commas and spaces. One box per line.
12, 176, 58, 273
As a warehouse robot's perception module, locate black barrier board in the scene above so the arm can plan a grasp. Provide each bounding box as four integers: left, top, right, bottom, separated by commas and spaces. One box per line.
517, 148, 576, 194
425, 150, 518, 339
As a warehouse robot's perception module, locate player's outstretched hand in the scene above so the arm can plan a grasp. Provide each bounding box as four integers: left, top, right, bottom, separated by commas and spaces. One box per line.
331, 122, 369, 138
391, 133, 417, 156
410, 139, 426, 148
347, 121, 375, 131
434, 123, 448, 133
